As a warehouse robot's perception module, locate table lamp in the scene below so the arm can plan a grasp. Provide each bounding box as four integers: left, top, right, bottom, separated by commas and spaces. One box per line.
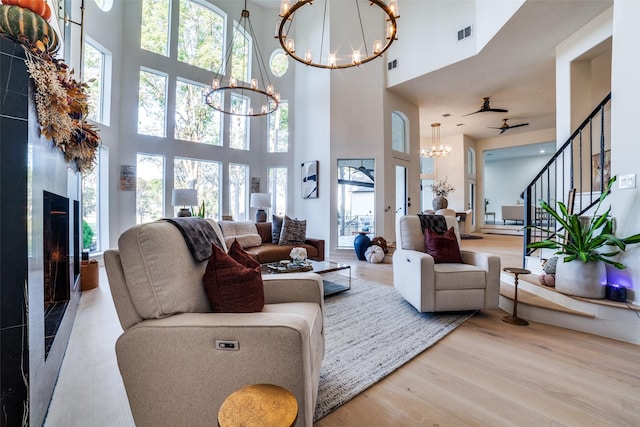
172, 189, 198, 217
250, 193, 271, 222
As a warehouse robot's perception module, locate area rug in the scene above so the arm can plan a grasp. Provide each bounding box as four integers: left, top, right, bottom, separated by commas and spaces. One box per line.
314, 273, 475, 421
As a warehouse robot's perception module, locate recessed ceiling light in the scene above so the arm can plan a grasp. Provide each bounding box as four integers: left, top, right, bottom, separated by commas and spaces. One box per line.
456, 123, 464, 127
540, 150, 545, 154
442, 113, 451, 117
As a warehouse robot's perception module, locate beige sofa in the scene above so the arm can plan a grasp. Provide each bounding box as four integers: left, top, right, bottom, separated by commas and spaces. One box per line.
501, 205, 524, 224
219, 220, 325, 264
104, 219, 325, 427
393, 215, 500, 312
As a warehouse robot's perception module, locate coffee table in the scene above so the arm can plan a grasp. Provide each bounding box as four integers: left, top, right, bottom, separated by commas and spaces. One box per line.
261, 259, 351, 296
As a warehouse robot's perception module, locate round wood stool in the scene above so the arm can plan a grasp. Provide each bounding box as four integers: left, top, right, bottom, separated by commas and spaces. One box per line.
218, 384, 298, 427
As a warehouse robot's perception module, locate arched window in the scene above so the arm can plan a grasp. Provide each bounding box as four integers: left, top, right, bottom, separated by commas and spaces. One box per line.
270, 49, 289, 77
177, 0, 225, 72
392, 111, 408, 153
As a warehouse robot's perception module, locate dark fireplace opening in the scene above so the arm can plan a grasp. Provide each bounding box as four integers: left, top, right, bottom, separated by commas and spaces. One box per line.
43, 190, 71, 358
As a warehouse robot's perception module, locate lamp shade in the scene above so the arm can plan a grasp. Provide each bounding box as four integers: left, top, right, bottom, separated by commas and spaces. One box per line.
172, 189, 198, 206
250, 193, 271, 209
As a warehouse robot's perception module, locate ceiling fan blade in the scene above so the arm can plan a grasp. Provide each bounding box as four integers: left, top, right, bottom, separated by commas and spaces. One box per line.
508, 123, 529, 129
463, 110, 482, 117
486, 108, 509, 113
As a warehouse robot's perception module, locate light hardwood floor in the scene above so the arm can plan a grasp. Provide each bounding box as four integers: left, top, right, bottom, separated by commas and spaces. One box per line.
45, 233, 640, 427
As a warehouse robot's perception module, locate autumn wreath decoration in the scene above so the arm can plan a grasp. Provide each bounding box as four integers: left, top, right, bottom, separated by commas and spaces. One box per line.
0, 1, 101, 172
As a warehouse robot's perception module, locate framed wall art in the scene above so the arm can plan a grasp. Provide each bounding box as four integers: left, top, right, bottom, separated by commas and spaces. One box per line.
301, 161, 318, 199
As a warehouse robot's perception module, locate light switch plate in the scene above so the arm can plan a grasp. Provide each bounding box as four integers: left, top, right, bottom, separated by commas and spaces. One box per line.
618, 174, 636, 189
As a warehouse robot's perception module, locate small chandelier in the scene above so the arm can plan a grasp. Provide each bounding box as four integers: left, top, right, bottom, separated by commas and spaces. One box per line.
421, 123, 452, 158
205, 1, 279, 117
277, 0, 400, 70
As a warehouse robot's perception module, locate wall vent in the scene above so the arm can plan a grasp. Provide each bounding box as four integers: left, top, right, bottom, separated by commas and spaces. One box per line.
457, 25, 472, 41
387, 59, 398, 70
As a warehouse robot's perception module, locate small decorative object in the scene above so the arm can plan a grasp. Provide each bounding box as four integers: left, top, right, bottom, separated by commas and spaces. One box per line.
289, 247, 307, 263
484, 198, 490, 213
370, 236, 388, 254
365, 245, 385, 263
605, 283, 627, 302
538, 273, 555, 287
527, 176, 640, 298
301, 161, 318, 199
429, 177, 455, 210
120, 165, 136, 191
353, 232, 371, 261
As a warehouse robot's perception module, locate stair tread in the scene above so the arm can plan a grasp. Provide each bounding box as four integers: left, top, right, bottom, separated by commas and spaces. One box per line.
518, 273, 640, 311
500, 281, 595, 318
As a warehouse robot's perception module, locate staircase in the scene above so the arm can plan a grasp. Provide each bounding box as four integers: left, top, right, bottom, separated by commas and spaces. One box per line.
497, 93, 640, 344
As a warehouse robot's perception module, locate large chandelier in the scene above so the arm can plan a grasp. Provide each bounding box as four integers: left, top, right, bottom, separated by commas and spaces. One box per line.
205, 1, 279, 117
277, 0, 400, 70
421, 123, 452, 158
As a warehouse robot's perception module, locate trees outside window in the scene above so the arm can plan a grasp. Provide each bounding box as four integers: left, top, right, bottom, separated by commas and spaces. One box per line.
268, 100, 288, 152
141, 0, 169, 56
178, 0, 224, 72
229, 93, 249, 150
138, 69, 167, 137
229, 163, 248, 220
175, 79, 222, 145
82, 151, 100, 252
268, 167, 287, 216
231, 21, 250, 83
174, 157, 222, 219
137, 153, 165, 224
83, 40, 108, 124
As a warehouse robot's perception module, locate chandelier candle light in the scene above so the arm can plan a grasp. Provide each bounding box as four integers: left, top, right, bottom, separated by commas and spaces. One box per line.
421, 123, 452, 158
277, 0, 400, 70
205, 1, 279, 117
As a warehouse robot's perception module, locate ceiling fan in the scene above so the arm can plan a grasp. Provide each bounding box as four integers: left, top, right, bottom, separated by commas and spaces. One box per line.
464, 97, 508, 116
489, 118, 530, 134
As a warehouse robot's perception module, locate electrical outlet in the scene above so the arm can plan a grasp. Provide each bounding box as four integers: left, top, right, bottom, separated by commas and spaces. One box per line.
618, 174, 636, 189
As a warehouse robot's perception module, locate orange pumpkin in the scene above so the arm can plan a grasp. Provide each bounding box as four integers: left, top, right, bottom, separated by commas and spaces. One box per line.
2, 0, 49, 20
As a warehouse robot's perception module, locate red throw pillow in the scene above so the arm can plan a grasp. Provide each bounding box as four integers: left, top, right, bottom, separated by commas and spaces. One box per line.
203, 241, 264, 313
424, 227, 464, 264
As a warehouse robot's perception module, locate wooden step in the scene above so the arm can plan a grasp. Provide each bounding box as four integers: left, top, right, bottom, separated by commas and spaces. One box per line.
500, 281, 594, 318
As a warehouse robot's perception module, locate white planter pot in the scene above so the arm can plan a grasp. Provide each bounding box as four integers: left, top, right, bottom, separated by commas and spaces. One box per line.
555, 257, 606, 298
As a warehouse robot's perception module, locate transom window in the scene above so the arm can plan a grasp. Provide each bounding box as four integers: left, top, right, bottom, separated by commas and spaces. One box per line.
177, 0, 225, 72
141, 0, 169, 56
138, 68, 167, 137
268, 100, 288, 152
231, 21, 250, 83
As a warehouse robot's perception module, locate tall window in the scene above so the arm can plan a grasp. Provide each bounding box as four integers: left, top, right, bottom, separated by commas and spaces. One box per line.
229, 163, 248, 220
178, 0, 224, 72
140, 0, 169, 56
392, 111, 408, 153
83, 40, 109, 124
268, 100, 288, 152
231, 21, 250, 83
82, 152, 100, 253
136, 153, 165, 224
174, 157, 222, 219
268, 167, 288, 216
337, 159, 375, 248
175, 79, 222, 145
229, 94, 249, 150
138, 68, 167, 137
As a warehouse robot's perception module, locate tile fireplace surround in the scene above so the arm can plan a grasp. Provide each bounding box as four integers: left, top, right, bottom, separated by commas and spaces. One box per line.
0, 38, 82, 426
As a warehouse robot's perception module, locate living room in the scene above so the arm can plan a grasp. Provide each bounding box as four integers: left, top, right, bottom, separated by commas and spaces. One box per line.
1, 0, 639, 426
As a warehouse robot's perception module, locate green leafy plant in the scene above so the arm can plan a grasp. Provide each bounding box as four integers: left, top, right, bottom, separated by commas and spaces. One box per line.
82, 219, 94, 250
527, 176, 640, 269
196, 200, 205, 218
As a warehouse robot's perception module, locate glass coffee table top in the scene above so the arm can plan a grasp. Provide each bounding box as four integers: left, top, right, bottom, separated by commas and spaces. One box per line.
261, 259, 351, 296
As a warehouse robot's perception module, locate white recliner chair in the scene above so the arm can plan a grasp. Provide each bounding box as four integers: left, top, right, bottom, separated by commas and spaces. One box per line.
104, 219, 324, 427
393, 215, 500, 312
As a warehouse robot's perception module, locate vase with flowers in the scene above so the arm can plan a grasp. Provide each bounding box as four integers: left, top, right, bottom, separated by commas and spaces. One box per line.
429, 178, 455, 210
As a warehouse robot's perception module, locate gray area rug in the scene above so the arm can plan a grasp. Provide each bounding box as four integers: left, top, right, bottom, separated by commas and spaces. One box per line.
314, 273, 475, 421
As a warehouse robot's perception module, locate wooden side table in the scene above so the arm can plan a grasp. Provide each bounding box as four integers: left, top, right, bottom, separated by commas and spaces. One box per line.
218, 384, 298, 427
502, 267, 530, 326
484, 212, 496, 223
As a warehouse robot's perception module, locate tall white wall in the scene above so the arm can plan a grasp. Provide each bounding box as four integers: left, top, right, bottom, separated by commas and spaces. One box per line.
610, 0, 640, 304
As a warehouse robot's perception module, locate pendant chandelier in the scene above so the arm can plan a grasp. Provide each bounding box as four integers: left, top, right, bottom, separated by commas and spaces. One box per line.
277, 0, 400, 70
421, 123, 452, 158
205, 1, 279, 117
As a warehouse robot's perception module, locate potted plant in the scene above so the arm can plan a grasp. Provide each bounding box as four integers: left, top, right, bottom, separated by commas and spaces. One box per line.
429, 178, 455, 210
527, 176, 640, 298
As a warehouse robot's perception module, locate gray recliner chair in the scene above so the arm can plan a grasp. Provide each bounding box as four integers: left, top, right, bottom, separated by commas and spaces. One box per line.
393, 215, 500, 312
104, 219, 324, 427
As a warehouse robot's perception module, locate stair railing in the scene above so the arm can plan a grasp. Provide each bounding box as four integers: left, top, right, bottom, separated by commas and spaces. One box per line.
522, 92, 611, 267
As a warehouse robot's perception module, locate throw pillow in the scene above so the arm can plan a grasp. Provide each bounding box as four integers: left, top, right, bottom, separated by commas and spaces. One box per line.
202, 241, 264, 313
417, 214, 449, 235
272, 215, 284, 244
278, 216, 306, 245
424, 227, 464, 264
